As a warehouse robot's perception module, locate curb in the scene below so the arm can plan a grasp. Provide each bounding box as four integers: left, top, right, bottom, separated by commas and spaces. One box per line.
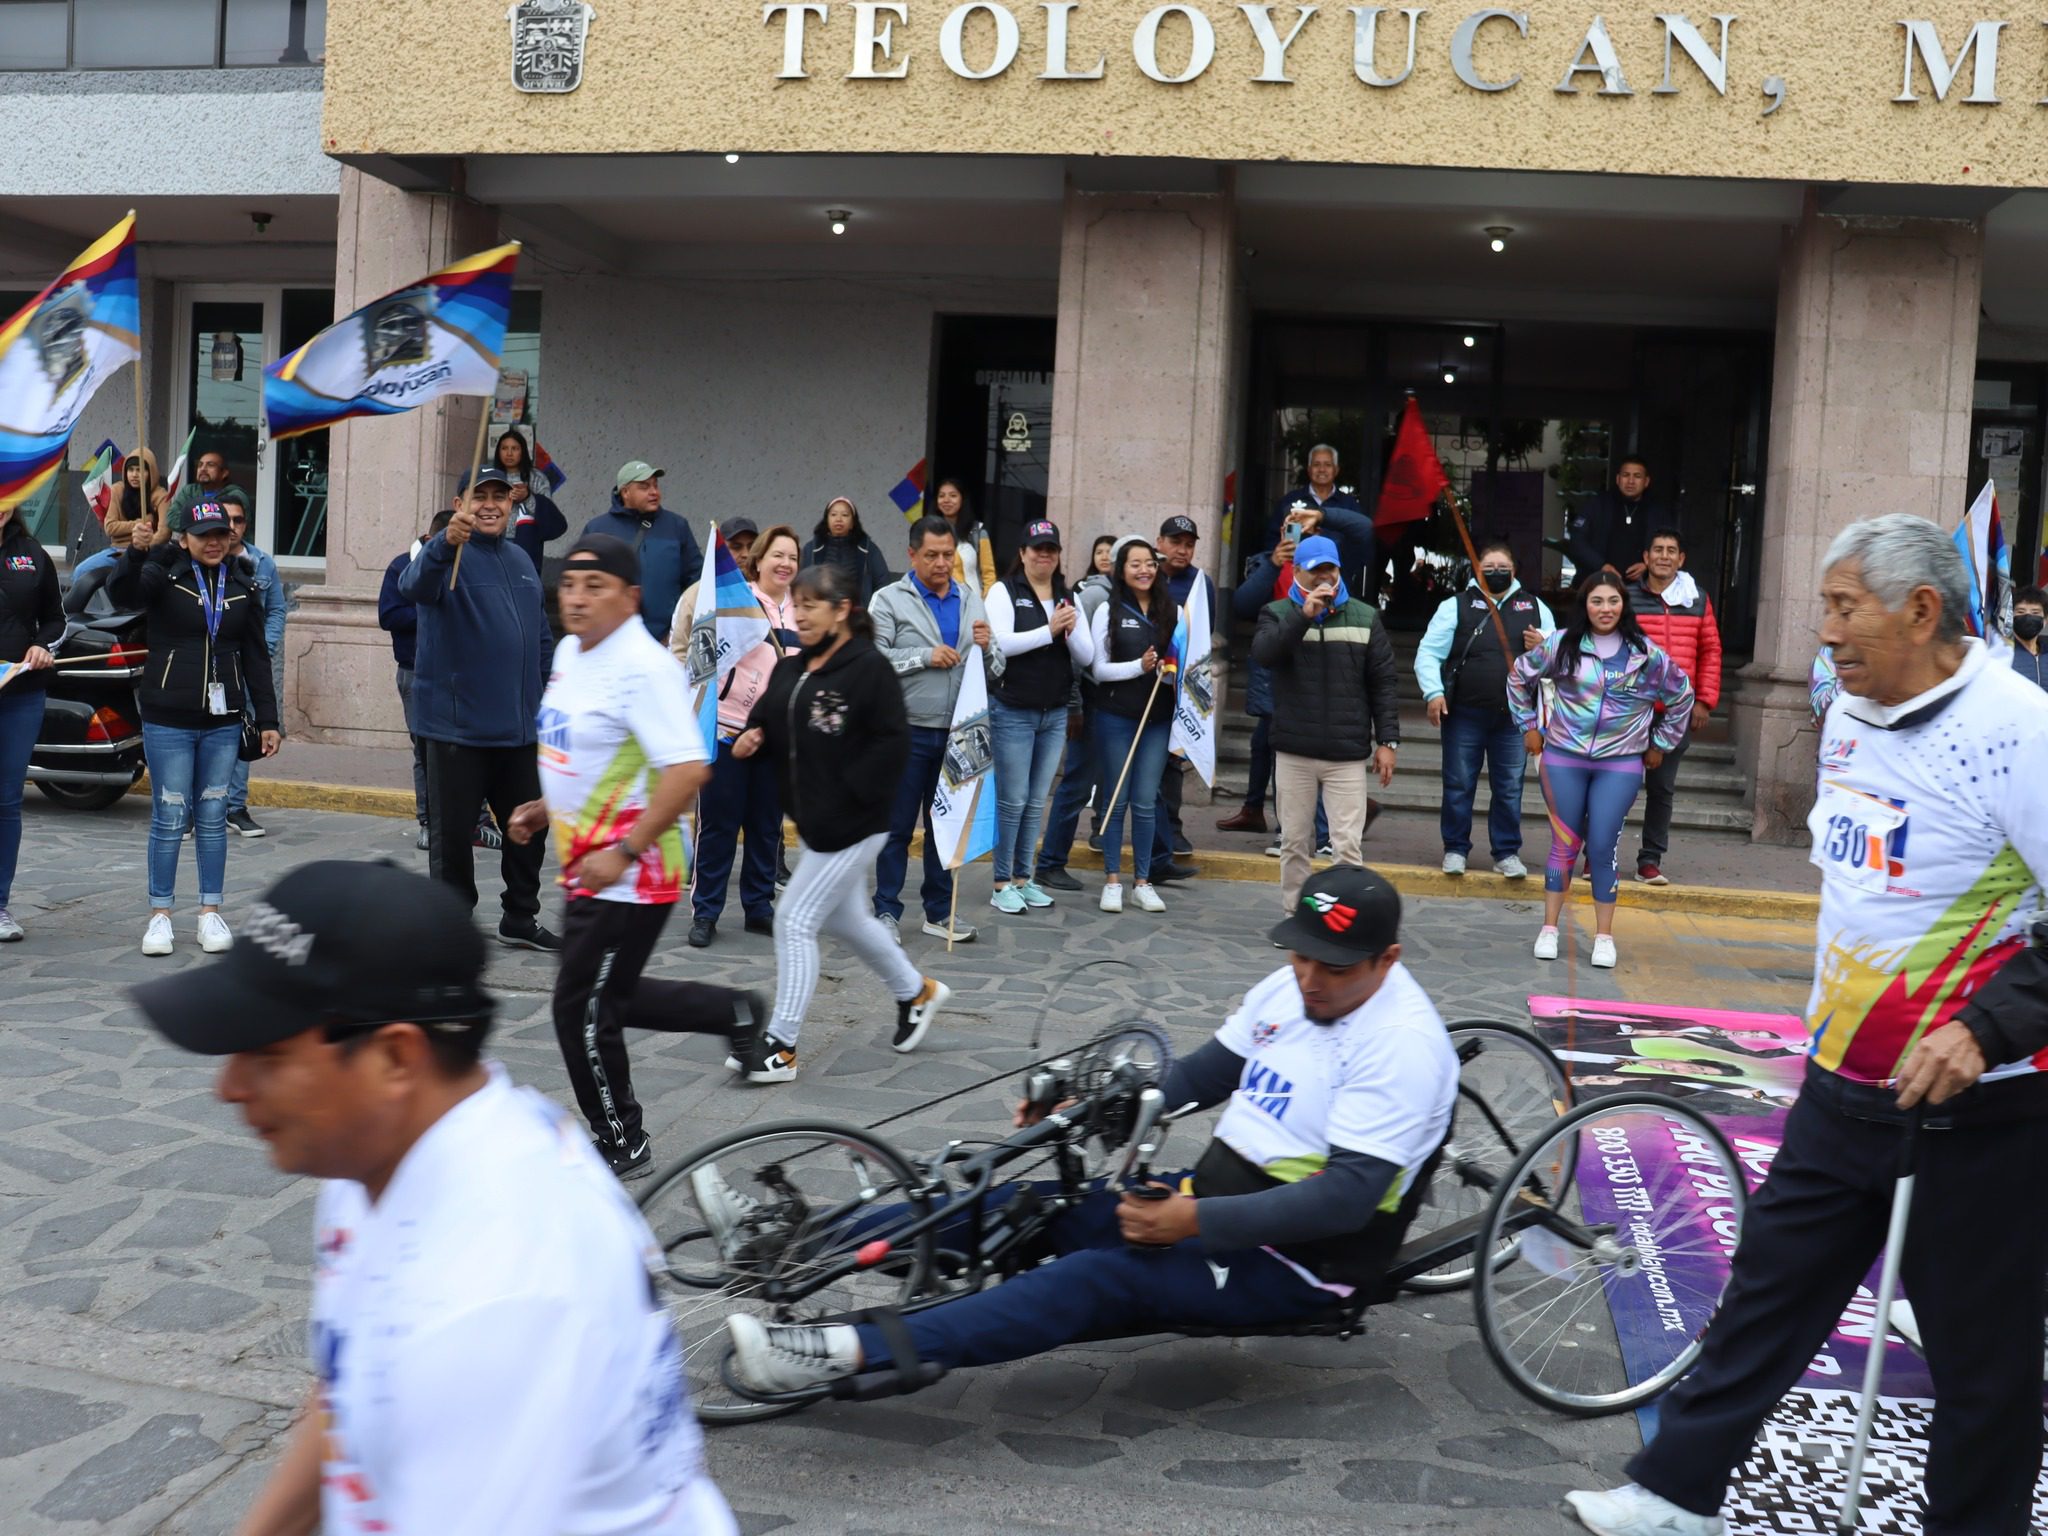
227, 776, 1821, 923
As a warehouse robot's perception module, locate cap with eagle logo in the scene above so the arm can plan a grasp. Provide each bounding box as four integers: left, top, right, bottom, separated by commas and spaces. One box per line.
1266, 864, 1401, 964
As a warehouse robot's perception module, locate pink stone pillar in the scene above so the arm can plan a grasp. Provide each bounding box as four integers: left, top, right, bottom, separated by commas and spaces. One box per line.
286, 169, 500, 746
1737, 192, 1982, 841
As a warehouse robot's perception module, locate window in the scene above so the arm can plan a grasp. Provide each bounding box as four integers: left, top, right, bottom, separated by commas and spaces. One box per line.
0, 0, 325, 69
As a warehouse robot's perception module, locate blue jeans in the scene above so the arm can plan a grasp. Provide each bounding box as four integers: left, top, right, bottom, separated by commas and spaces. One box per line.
0, 684, 42, 909
1539, 748, 1645, 904
1439, 706, 1528, 860
989, 699, 1066, 884
851, 1176, 1329, 1373
692, 739, 781, 926
396, 665, 428, 822
1034, 708, 1095, 875
142, 722, 241, 908
874, 725, 952, 924
1094, 711, 1170, 881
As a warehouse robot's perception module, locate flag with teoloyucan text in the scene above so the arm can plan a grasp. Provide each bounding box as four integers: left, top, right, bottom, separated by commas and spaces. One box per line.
1169, 577, 1216, 787
685, 524, 771, 749
262, 242, 521, 441
0, 213, 140, 514
929, 648, 997, 870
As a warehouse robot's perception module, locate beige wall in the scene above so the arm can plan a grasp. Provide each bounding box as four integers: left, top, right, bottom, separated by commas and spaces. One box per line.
328, 1, 2048, 186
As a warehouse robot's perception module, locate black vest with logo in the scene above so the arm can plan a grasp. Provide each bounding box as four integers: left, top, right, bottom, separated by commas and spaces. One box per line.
1098, 598, 1172, 723
1443, 588, 1543, 713
990, 578, 1073, 712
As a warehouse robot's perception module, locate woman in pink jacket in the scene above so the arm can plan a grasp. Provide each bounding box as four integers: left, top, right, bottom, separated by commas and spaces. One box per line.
688, 525, 801, 948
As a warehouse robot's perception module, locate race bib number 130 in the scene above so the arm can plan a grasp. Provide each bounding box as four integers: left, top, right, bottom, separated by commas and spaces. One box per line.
1807, 780, 1906, 893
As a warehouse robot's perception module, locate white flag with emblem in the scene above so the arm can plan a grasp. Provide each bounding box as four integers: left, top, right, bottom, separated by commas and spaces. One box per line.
928, 648, 997, 869
1168, 576, 1217, 787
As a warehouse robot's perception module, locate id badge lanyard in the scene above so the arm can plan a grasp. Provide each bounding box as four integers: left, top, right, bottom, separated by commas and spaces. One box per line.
196, 565, 228, 713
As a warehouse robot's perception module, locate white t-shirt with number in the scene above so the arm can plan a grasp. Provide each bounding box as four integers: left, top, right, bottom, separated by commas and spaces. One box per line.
310, 1066, 734, 1536
1212, 961, 1459, 1203
536, 623, 709, 905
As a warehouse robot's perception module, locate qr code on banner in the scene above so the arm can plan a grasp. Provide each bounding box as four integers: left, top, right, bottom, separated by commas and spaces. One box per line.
1723, 1389, 2048, 1534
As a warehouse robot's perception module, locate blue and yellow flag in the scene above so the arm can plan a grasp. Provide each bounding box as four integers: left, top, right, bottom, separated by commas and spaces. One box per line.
685, 524, 771, 748
888, 458, 927, 522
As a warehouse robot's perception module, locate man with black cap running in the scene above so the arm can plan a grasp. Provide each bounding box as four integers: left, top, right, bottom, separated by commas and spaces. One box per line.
131, 859, 739, 1536
505, 532, 768, 1180
718, 864, 1459, 1397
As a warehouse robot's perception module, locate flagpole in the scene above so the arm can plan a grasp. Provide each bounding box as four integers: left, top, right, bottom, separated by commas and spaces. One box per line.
131, 358, 145, 493
1101, 664, 1170, 867
447, 397, 494, 592
946, 881, 959, 954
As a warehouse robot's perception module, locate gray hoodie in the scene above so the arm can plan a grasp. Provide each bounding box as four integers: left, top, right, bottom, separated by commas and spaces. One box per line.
868, 572, 1007, 729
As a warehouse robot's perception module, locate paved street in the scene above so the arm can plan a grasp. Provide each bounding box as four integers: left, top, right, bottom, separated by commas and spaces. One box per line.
0, 797, 1817, 1535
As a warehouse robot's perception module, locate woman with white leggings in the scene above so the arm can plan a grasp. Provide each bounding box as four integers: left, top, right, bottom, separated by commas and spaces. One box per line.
730, 562, 950, 1084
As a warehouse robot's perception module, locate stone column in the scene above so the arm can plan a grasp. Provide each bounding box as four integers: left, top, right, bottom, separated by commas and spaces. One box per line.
1737, 193, 1982, 841
286, 168, 499, 746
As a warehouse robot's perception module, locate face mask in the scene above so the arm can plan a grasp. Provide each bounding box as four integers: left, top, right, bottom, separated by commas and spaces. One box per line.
1481, 569, 1512, 594
2018, 614, 2045, 641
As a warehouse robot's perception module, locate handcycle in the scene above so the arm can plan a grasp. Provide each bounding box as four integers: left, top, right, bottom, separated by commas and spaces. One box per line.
637, 1018, 1748, 1423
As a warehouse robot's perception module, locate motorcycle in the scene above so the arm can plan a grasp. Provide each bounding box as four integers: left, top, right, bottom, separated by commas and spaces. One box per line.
29, 607, 148, 811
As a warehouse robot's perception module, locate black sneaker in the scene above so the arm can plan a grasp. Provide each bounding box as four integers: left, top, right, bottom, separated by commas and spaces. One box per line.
498, 921, 562, 953
725, 990, 771, 1075
596, 1135, 652, 1180
227, 809, 265, 838
474, 821, 503, 851
1171, 832, 1194, 857
1034, 865, 1083, 892
744, 912, 775, 937
1151, 861, 1199, 883
687, 919, 716, 949
894, 978, 950, 1052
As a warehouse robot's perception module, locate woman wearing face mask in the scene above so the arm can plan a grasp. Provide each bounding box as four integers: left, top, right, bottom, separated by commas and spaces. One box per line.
1507, 571, 1691, 969
108, 500, 281, 957
687, 525, 803, 948
985, 520, 1095, 915
802, 497, 892, 605
2010, 586, 2047, 694
932, 478, 998, 594
1088, 537, 1177, 914
493, 429, 567, 571
729, 563, 950, 1083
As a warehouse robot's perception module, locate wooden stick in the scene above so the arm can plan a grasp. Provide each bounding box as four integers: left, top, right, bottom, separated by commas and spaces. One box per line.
946, 879, 959, 954
1099, 664, 1169, 878
131, 357, 146, 490
447, 397, 494, 592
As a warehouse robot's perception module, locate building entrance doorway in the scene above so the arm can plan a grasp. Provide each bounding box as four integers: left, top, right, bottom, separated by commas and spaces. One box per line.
930, 315, 1055, 575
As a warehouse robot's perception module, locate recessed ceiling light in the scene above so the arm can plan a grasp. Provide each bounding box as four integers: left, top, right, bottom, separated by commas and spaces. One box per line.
724, 152, 740, 164
827, 207, 851, 235
1462, 334, 1476, 348
1485, 225, 1512, 253
1443, 371, 1456, 385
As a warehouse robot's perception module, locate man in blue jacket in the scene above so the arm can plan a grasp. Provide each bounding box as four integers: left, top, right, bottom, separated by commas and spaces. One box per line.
223, 503, 289, 838
581, 460, 700, 643
1267, 445, 1375, 595
400, 467, 559, 951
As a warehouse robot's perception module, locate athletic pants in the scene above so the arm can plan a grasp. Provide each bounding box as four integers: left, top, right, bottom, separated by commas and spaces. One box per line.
550, 898, 752, 1150
1538, 747, 1642, 904
423, 739, 544, 924
770, 832, 924, 1049
1636, 731, 1691, 866
1631, 1064, 2048, 1533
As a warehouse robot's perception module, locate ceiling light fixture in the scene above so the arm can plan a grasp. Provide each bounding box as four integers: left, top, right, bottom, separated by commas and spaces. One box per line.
1462, 334, 1476, 348
1485, 225, 1512, 253
724, 152, 741, 164
827, 207, 851, 236
1443, 370, 1456, 385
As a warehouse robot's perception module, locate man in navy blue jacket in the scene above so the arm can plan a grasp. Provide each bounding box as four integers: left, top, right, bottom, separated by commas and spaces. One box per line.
581, 460, 700, 643
400, 468, 558, 951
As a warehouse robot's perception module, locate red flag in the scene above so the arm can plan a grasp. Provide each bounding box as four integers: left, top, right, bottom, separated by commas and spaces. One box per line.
1376, 397, 1449, 538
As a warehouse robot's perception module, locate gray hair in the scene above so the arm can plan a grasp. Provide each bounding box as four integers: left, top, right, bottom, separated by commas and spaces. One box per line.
1821, 514, 1971, 643
1307, 443, 1340, 468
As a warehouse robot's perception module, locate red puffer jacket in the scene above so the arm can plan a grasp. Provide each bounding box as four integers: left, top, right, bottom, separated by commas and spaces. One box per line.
1627, 577, 1722, 714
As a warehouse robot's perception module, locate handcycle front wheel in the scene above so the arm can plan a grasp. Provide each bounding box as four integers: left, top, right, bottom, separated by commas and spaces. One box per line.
1402, 1020, 1574, 1294
1472, 1091, 1747, 1417
637, 1119, 937, 1424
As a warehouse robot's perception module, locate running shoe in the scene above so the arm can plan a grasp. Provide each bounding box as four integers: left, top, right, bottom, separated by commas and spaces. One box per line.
1494, 855, 1529, 879
921, 917, 975, 943
726, 1315, 860, 1396
597, 1135, 652, 1181
0, 909, 22, 942
690, 1164, 763, 1262
497, 921, 562, 953
1442, 852, 1467, 876
989, 886, 1027, 915
1016, 880, 1054, 909
141, 913, 174, 956
1563, 1485, 1723, 1535
198, 912, 233, 954
893, 979, 949, 1053
1533, 925, 1560, 961
877, 913, 900, 944
474, 821, 504, 851
1636, 862, 1669, 886
1264, 836, 1283, 858
1591, 935, 1618, 969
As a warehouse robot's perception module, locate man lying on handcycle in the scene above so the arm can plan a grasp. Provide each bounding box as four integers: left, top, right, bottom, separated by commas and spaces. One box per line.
716, 864, 1460, 1396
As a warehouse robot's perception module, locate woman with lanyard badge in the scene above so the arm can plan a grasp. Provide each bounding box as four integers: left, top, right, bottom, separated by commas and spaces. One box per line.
109, 499, 280, 956
687, 525, 801, 949
1089, 536, 1177, 915
1507, 569, 1691, 969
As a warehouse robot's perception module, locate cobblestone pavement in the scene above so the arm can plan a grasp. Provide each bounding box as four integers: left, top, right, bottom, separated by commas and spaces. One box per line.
0, 798, 1817, 1535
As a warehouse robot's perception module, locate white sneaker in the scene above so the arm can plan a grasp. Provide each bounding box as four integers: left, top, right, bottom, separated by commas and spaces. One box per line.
1132, 882, 1166, 913
1494, 854, 1529, 880
690, 1164, 763, 1263
1887, 1298, 1923, 1354
877, 913, 899, 944
1442, 852, 1467, 876
726, 1314, 862, 1396
921, 917, 976, 944
1590, 935, 1618, 969
1263, 836, 1283, 858
0, 908, 22, 942
1563, 1484, 1723, 1535
1100, 883, 1123, 913
1533, 925, 1560, 961
141, 913, 175, 956
198, 912, 233, 954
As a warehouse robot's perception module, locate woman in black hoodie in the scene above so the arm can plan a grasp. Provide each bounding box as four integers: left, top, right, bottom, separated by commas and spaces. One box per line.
801, 496, 892, 604
730, 563, 948, 1084
109, 500, 279, 959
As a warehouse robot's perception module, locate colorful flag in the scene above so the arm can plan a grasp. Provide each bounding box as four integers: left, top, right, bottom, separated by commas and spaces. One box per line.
0, 213, 141, 513
888, 458, 928, 523
81, 439, 119, 525
929, 648, 997, 870
263, 242, 521, 441
1169, 577, 1217, 787
684, 524, 771, 748
1954, 481, 2011, 646
1375, 396, 1449, 539
160, 425, 197, 499
534, 436, 567, 494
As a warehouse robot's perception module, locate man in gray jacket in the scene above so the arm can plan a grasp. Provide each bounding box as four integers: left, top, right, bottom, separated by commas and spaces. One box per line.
869, 515, 1005, 943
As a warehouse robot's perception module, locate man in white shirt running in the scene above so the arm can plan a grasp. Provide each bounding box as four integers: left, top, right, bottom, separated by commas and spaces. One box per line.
131, 859, 736, 1536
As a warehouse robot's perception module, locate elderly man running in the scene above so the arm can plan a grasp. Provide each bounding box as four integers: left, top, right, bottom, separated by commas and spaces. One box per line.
1568, 513, 2048, 1535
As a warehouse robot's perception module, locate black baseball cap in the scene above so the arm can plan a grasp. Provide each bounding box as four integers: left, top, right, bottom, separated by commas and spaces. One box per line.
458, 465, 515, 493
185, 501, 232, 535
132, 861, 494, 1055
723, 516, 759, 543
1022, 519, 1061, 548
564, 531, 641, 585
1159, 515, 1199, 540
1267, 865, 1402, 965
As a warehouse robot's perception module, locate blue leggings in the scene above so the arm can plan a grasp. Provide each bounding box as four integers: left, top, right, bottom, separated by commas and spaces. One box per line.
1539, 750, 1644, 904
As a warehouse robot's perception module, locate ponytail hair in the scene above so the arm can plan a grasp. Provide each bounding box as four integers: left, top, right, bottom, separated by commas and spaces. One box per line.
793, 561, 873, 640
